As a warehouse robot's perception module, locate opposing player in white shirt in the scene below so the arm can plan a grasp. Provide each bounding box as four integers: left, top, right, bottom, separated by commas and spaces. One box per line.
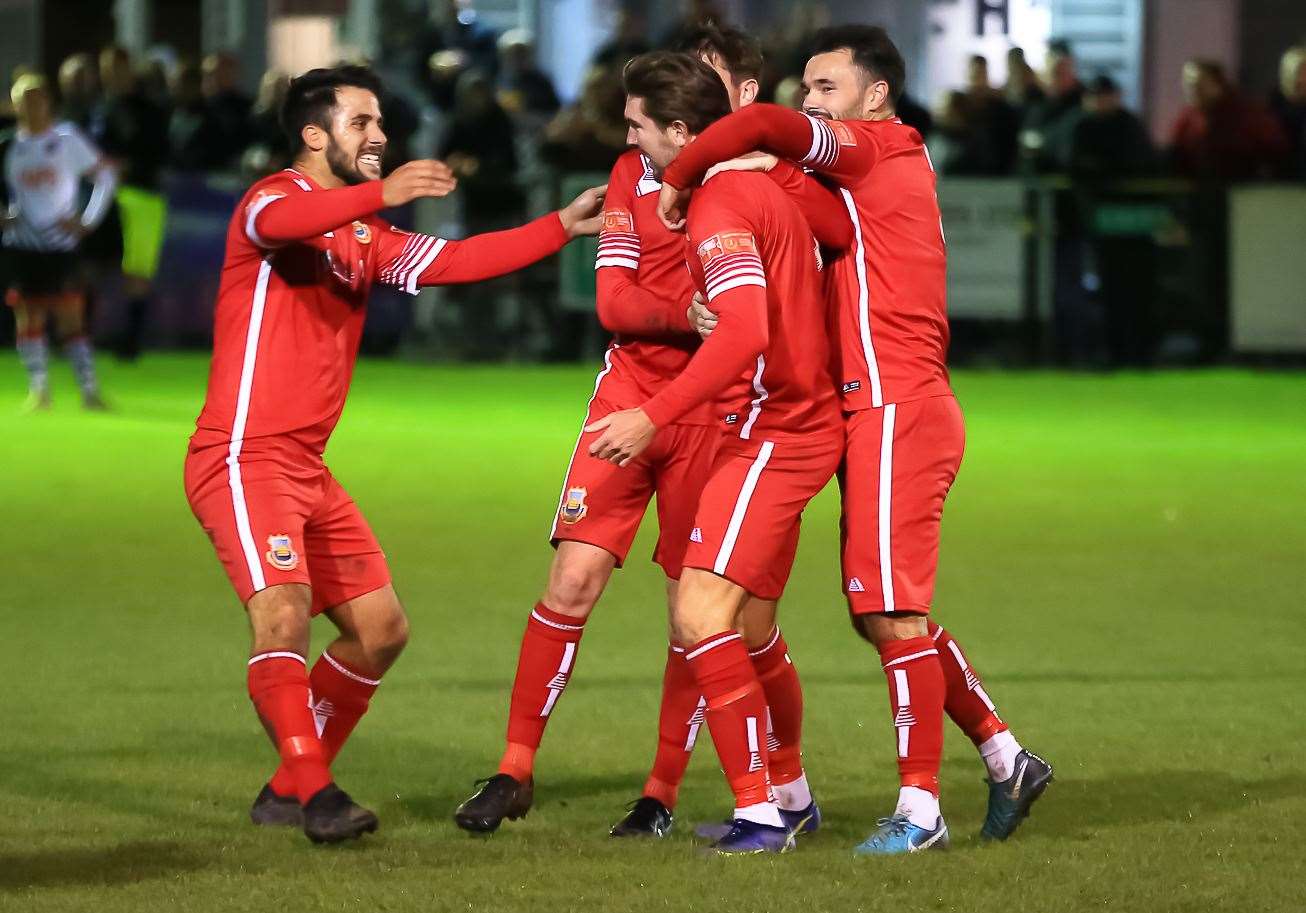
3, 74, 117, 410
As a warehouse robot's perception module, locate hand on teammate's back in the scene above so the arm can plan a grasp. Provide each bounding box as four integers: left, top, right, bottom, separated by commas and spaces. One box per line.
381, 160, 458, 207
688, 291, 718, 339
657, 181, 692, 232
558, 184, 608, 238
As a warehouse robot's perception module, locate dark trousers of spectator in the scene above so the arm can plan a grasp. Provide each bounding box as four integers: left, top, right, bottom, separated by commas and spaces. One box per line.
1096, 237, 1159, 368
1052, 235, 1104, 367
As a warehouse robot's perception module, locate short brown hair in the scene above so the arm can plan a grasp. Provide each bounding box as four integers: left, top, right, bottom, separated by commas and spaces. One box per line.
622, 51, 731, 133
675, 23, 763, 83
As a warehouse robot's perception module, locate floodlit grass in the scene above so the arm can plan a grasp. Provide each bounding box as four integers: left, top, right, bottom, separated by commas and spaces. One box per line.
1, 354, 1303, 912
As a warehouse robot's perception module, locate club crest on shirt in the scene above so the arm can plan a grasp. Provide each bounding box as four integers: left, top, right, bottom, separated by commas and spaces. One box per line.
265, 534, 299, 571
603, 209, 634, 232
351, 221, 372, 244
697, 231, 757, 267
830, 120, 857, 146
559, 487, 589, 524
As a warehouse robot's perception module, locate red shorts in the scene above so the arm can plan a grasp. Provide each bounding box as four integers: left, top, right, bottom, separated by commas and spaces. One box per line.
551, 395, 720, 577
683, 432, 843, 600
184, 442, 391, 614
839, 395, 965, 615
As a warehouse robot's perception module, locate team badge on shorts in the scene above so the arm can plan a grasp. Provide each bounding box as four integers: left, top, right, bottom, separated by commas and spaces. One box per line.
351, 221, 372, 244
559, 487, 589, 524
265, 534, 299, 571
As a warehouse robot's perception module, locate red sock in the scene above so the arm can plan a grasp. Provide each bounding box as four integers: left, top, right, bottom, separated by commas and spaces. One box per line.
498, 602, 585, 781
268, 650, 381, 798
749, 627, 804, 787
929, 621, 1008, 746
642, 644, 705, 809
247, 652, 332, 804
878, 636, 946, 795
686, 632, 772, 809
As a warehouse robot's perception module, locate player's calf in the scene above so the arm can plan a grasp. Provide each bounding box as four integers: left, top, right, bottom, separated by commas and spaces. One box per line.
458, 544, 614, 834
856, 613, 948, 848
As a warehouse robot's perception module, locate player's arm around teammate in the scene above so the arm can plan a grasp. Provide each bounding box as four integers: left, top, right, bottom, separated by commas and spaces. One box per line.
659, 27, 1054, 851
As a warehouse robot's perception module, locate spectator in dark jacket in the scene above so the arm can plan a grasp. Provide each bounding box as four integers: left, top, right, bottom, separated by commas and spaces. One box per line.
441, 70, 522, 224
592, 9, 651, 69
57, 53, 100, 128
540, 63, 628, 175
243, 70, 292, 177
1069, 76, 1156, 178
497, 29, 560, 119
201, 52, 253, 170
417, 0, 500, 107
963, 55, 1020, 173
1022, 39, 1084, 172
168, 60, 221, 171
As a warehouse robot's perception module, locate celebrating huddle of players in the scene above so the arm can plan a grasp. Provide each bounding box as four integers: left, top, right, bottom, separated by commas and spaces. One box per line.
183, 22, 1052, 855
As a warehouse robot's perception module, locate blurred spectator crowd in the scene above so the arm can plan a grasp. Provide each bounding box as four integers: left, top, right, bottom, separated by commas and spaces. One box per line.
7, 2, 1301, 196
3, 0, 1305, 363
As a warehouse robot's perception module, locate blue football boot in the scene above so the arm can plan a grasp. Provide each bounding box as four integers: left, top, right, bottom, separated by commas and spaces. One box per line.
780, 799, 822, 836
853, 814, 949, 855
981, 749, 1053, 840
707, 818, 796, 856
697, 799, 822, 841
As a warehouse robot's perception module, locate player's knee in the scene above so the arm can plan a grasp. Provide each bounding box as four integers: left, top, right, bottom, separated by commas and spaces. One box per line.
355, 603, 409, 670
854, 612, 927, 649
738, 599, 778, 649
376, 609, 410, 657
248, 595, 311, 653
544, 565, 604, 618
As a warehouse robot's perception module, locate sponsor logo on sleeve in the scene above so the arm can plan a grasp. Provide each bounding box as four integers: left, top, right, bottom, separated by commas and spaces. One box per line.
831, 120, 857, 146
842, 380, 862, 394
559, 487, 589, 524
696, 231, 757, 267
602, 209, 635, 232
265, 534, 300, 571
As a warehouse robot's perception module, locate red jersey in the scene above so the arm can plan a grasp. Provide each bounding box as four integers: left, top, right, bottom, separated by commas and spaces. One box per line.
593, 149, 853, 426
593, 150, 708, 423
640, 171, 840, 442
191, 168, 569, 455
663, 104, 950, 411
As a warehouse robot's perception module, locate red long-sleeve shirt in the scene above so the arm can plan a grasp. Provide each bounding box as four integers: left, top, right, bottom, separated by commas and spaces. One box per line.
663, 103, 951, 410
592, 149, 851, 424
191, 168, 570, 455
640, 171, 840, 442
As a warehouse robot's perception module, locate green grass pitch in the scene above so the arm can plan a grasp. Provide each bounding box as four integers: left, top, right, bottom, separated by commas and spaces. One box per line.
1, 353, 1304, 912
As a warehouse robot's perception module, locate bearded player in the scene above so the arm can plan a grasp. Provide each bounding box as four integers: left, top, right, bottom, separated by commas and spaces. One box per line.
454, 34, 851, 840
659, 26, 1053, 853
587, 52, 845, 855
184, 65, 604, 844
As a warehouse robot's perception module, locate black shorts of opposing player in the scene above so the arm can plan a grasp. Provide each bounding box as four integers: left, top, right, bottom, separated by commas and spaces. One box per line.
3, 248, 81, 299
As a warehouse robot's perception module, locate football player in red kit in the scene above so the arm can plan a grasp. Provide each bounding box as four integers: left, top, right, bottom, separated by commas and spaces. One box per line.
587, 53, 845, 855
184, 65, 605, 843
659, 26, 1053, 853
455, 33, 851, 841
